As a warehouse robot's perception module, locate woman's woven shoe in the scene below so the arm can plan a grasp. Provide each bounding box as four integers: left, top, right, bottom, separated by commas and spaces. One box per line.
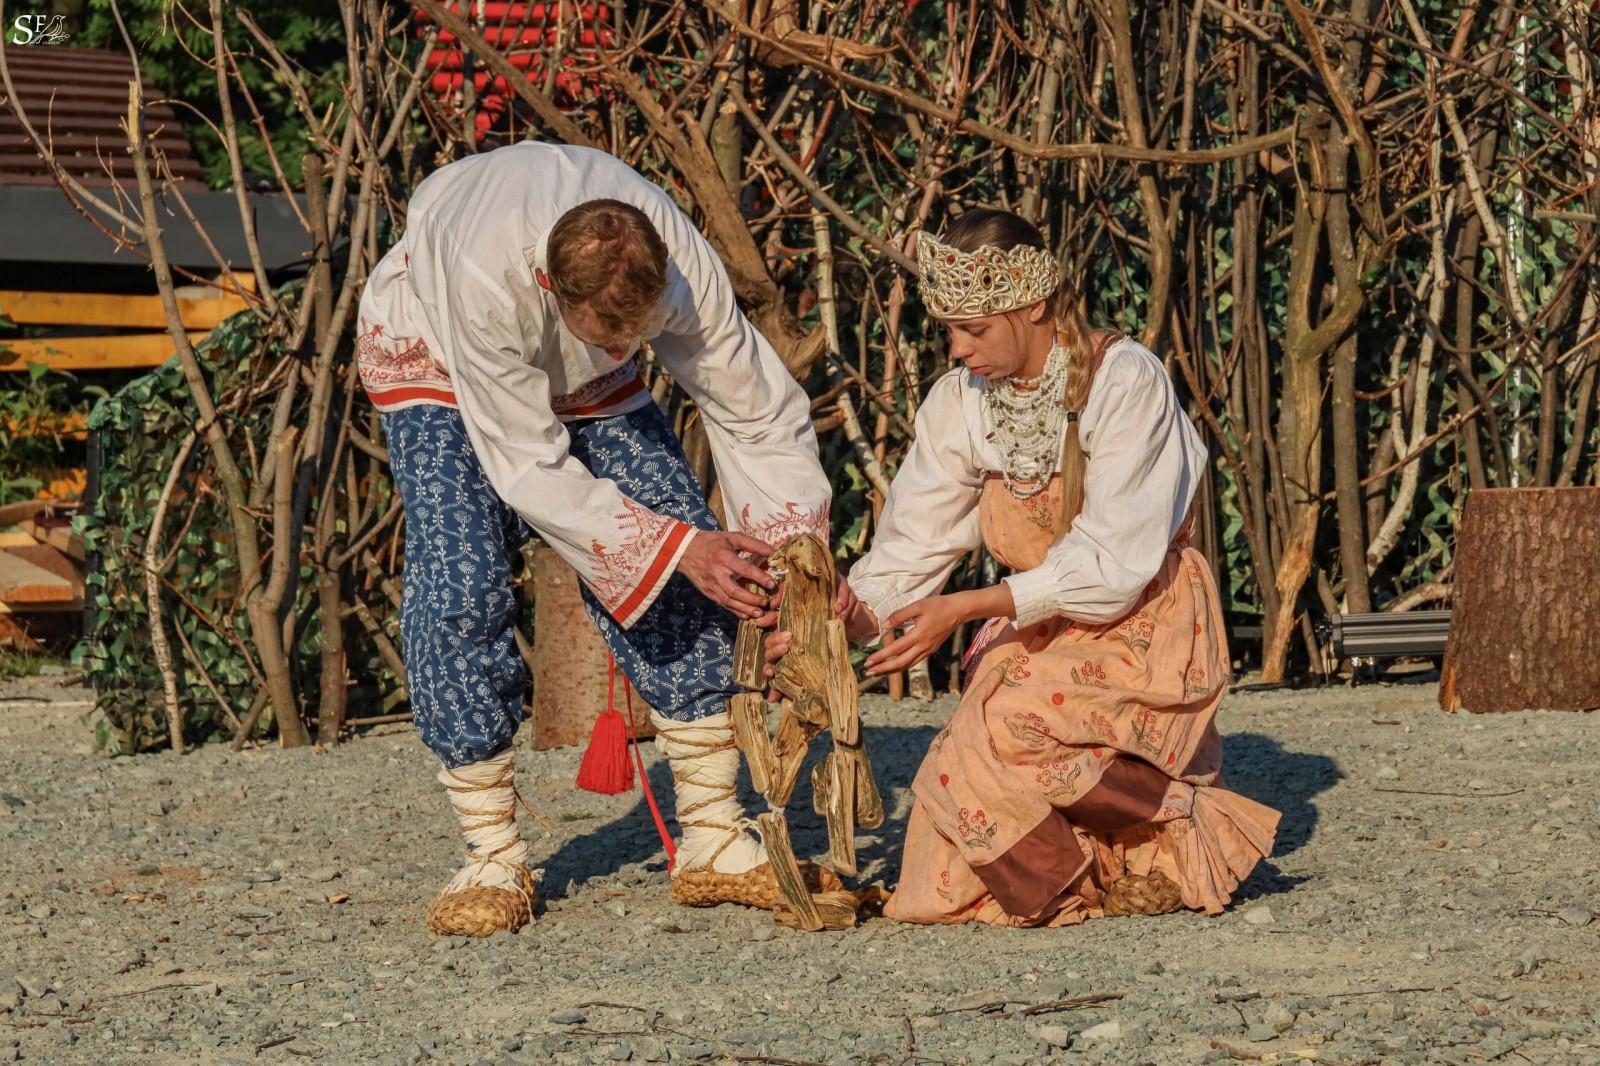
1100, 869, 1185, 917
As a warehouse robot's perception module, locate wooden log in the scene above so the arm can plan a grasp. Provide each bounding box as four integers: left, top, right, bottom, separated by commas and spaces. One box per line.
824, 750, 858, 876
756, 812, 823, 931
729, 692, 774, 795
1440, 487, 1600, 713
528, 543, 657, 750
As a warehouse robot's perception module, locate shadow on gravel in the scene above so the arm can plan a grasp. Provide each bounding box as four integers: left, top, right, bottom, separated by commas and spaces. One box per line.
536, 724, 940, 896
1222, 731, 1342, 902
535, 726, 1340, 903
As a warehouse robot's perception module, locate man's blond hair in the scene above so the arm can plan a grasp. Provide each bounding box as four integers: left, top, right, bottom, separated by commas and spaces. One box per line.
546, 199, 669, 347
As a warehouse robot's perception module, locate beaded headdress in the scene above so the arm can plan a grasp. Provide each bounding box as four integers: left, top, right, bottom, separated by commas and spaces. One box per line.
916, 232, 1062, 320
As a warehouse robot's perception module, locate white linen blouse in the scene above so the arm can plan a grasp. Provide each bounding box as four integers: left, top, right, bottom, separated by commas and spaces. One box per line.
846, 337, 1206, 633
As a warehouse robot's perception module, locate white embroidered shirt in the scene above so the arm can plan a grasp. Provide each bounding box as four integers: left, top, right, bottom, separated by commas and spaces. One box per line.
356, 143, 830, 628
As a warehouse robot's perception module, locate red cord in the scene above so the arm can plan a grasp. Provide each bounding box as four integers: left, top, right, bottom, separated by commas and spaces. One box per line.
617, 660, 678, 874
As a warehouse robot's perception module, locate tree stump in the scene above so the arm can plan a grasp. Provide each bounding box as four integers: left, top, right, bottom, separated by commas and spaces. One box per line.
526, 543, 657, 749
1439, 487, 1600, 713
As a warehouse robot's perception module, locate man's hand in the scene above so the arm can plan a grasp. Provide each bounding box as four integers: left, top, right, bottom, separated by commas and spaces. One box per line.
864, 594, 965, 676
675, 531, 778, 619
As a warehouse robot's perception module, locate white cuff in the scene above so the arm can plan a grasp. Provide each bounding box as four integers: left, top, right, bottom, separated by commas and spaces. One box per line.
1002, 568, 1057, 629
844, 577, 915, 648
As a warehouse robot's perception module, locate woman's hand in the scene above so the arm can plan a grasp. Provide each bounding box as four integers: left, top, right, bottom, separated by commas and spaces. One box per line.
863, 594, 965, 676
862, 584, 1017, 677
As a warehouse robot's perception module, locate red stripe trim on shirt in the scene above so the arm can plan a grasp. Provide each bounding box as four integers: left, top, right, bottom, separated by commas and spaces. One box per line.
553, 375, 646, 417
609, 521, 690, 624
365, 383, 459, 407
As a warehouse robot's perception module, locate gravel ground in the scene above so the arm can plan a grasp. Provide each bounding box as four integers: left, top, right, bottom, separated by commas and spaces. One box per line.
2, 671, 1597, 1066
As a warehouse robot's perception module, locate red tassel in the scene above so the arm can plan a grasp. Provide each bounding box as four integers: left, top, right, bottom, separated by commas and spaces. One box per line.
575, 657, 635, 795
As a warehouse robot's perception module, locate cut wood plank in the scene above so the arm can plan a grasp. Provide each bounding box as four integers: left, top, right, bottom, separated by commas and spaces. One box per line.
0, 550, 76, 604
20, 519, 84, 562
732, 615, 767, 692
823, 620, 859, 745
47, 525, 85, 562
39, 470, 87, 502
0, 332, 210, 371
728, 692, 774, 795
767, 702, 820, 807
756, 812, 822, 932
0, 499, 71, 527
3, 544, 82, 595
0, 598, 84, 615
1, 412, 88, 440
0, 288, 252, 330
824, 750, 857, 876
0, 532, 38, 548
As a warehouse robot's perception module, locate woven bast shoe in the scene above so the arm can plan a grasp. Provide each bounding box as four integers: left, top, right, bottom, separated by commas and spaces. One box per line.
1100, 869, 1185, 917
670, 860, 843, 910
426, 864, 539, 937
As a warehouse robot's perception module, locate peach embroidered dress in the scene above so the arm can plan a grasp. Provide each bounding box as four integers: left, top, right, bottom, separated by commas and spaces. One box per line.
848, 336, 1279, 925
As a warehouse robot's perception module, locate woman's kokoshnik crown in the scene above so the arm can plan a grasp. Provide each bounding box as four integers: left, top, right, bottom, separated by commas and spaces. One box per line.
916, 232, 1063, 320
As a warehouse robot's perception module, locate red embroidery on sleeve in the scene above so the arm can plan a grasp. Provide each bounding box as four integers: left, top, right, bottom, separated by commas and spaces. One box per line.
587, 497, 689, 623
739, 501, 829, 547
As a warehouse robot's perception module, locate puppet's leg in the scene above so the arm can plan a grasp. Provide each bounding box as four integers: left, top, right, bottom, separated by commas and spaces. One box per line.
566, 406, 840, 909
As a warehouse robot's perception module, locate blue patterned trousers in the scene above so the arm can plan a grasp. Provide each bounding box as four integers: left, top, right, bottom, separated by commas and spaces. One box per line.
382, 402, 739, 769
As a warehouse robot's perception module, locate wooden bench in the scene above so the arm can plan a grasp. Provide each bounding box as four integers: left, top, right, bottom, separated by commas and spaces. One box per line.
0, 276, 255, 372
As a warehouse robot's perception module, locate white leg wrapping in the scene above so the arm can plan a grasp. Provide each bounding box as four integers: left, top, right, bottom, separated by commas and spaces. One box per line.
436, 749, 535, 897
652, 709, 767, 876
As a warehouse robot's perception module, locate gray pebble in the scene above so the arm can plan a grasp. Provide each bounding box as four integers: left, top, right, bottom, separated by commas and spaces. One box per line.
1264, 1002, 1295, 1032
1078, 1019, 1121, 1042
1032, 1023, 1074, 1048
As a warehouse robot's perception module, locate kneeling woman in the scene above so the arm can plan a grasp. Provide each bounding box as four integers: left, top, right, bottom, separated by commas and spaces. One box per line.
830, 209, 1276, 926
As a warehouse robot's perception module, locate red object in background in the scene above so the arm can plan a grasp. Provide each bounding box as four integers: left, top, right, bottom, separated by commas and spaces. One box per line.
437, 1, 610, 21
416, 0, 615, 140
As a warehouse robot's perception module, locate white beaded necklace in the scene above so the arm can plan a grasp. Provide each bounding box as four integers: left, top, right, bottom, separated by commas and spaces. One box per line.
981, 340, 1073, 499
